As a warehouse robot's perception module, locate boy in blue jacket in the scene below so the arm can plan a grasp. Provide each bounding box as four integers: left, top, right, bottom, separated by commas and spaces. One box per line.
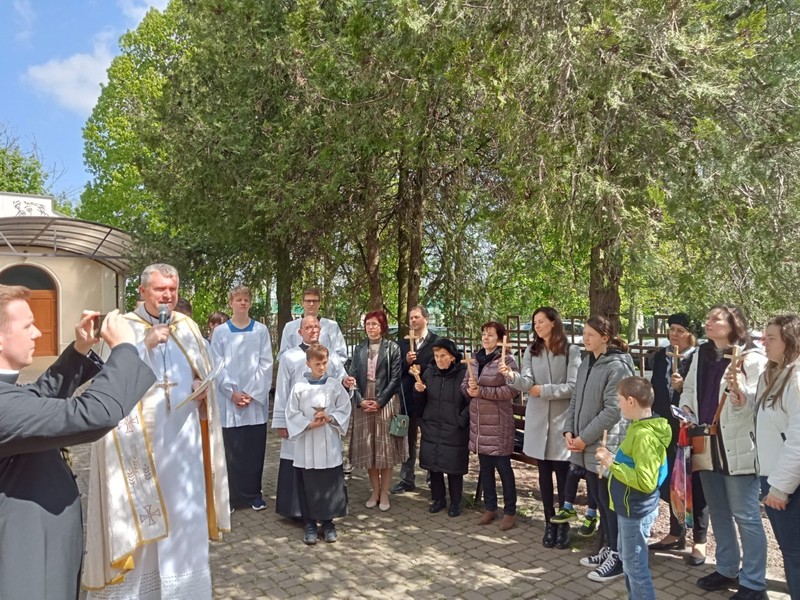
596, 376, 671, 600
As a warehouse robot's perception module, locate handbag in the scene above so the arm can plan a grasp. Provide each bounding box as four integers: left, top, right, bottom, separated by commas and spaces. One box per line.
689, 389, 728, 472
390, 411, 410, 437
388, 349, 410, 437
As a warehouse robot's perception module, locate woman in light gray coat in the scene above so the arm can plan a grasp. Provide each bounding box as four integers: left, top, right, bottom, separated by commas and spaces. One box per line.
563, 315, 635, 582
500, 307, 580, 548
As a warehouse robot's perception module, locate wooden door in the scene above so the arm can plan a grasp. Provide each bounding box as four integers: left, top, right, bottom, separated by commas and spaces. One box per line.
29, 290, 58, 356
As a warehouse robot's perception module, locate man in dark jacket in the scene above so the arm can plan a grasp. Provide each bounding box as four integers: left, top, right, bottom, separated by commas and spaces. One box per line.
391, 305, 438, 494
0, 284, 156, 600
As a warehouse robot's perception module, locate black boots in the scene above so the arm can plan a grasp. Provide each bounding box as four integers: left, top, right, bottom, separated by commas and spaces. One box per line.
555, 523, 571, 549
543, 523, 558, 548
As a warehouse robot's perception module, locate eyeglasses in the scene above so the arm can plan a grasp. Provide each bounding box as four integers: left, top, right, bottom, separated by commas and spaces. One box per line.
302, 298, 320, 304
365, 322, 382, 328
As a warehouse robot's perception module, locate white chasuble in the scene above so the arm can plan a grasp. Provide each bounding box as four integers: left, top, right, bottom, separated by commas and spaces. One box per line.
83, 309, 230, 599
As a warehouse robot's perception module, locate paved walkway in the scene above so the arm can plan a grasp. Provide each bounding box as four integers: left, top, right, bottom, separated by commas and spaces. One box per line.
20, 360, 790, 600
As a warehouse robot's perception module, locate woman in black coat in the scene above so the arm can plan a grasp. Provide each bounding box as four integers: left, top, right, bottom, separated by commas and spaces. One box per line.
414, 338, 470, 517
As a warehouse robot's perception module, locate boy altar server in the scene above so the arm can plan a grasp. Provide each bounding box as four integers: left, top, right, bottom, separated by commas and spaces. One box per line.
211, 285, 273, 511
286, 344, 352, 544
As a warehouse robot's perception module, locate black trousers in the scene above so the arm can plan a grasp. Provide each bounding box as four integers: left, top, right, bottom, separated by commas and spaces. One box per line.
222, 424, 267, 507
479, 454, 517, 515
585, 470, 618, 552
538, 459, 570, 521
429, 471, 464, 505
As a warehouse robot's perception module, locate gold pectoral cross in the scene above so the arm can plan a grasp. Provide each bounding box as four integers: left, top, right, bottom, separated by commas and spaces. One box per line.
157, 375, 178, 414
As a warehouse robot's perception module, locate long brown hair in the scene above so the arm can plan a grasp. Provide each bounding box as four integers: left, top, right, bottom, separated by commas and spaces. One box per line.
530, 307, 568, 357
708, 304, 751, 346
585, 315, 628, 353
758, 314, 800, 411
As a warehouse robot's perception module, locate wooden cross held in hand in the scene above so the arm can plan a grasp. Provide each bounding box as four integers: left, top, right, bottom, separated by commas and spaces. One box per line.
724, 345, 745, 392
498, 335, 513, 364
666, 345, 687, 373
461, 352, 476, 382
405, 331, 419, 354
157, 375, 178, 414
598, 430, 608, 479
409, 364, 422, 384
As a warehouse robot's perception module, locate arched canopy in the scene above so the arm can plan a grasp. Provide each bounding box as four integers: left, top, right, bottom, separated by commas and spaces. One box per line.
0, 216, 132, 274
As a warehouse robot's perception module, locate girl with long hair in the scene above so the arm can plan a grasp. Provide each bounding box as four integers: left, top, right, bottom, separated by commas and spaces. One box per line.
755, 314, 800, 600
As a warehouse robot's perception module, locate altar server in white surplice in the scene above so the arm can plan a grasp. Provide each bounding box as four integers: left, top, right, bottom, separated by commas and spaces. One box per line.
286, 344, 351, 544
277, 287, 347, 361
273, 315, 347, 519
211, 285, 273, 511
83, 263, 230, 600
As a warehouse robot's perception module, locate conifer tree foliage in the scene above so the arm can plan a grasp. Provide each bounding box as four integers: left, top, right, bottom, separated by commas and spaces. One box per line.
81, 0, 800, 328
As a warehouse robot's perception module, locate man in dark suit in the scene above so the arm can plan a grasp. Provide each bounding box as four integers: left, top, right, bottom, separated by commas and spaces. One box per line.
0, 284, 155, 600
391, 305, 438, 494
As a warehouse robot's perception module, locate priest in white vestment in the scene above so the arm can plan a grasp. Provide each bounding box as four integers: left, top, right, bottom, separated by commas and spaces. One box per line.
83, 264, 230, 599
273, 315, 347, 518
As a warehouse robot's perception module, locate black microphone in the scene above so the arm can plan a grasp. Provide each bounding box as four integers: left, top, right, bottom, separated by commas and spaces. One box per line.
158, 304, 171, 324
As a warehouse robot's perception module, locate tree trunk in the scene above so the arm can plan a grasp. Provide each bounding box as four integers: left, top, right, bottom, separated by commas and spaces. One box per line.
275, 241, 294, 346
365, 220, 383, 312
589, 238, 622, 333
396, 165, 410, 338
396, 160, 426, 339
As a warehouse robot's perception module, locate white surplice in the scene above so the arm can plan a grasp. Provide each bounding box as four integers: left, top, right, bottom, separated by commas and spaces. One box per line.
277, 317, 348, 361
272, 346, 346, 460
286, 377, 352, 469
210, 320, 273, 428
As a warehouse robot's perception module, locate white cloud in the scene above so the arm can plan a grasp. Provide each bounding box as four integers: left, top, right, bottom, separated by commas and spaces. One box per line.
117, 0, 169, 23
22, 32, 115, 117
13, 0, 35, 42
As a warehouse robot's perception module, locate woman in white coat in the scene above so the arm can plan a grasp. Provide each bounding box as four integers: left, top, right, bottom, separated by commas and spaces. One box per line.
755, 315, 800, 600
682, 305, 768, 600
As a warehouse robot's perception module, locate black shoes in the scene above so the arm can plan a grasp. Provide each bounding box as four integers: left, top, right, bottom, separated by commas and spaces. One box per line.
303, 523, 318, 545
555, 523, 571, 549
649, 534, 686, 551
429, 499, 447, 513
542, 523, 557, 548
322, 522, 337, 543
697, 571, 739, 592
390, 482, 416, 494
730, 585, 768, 600
448, 502, 462, 517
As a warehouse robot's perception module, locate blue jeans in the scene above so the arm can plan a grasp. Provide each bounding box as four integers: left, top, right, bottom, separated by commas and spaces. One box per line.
699, 471, 766, 591
618, 508, 658, 600
478, 454, 517, 515
761, 477, 800, 599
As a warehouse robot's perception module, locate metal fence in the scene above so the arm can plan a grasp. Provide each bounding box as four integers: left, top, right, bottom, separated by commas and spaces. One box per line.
337, 314, 674, 377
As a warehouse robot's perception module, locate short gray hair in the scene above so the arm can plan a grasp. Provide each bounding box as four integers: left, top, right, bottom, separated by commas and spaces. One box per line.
141, 263, 179, 288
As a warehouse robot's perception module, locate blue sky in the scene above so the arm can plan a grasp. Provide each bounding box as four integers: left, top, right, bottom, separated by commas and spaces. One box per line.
0, 0, 168, 203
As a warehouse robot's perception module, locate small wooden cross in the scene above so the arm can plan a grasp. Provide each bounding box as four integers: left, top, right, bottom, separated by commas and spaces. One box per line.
724, 346, 745, 392
598, 429, 608, 479
405, 331, 419, 353
461, 352, 477, 382
156, 375, 178, 414
498, 335, 513, 364
666, 345, 687, 373
409, 364, 422, 384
